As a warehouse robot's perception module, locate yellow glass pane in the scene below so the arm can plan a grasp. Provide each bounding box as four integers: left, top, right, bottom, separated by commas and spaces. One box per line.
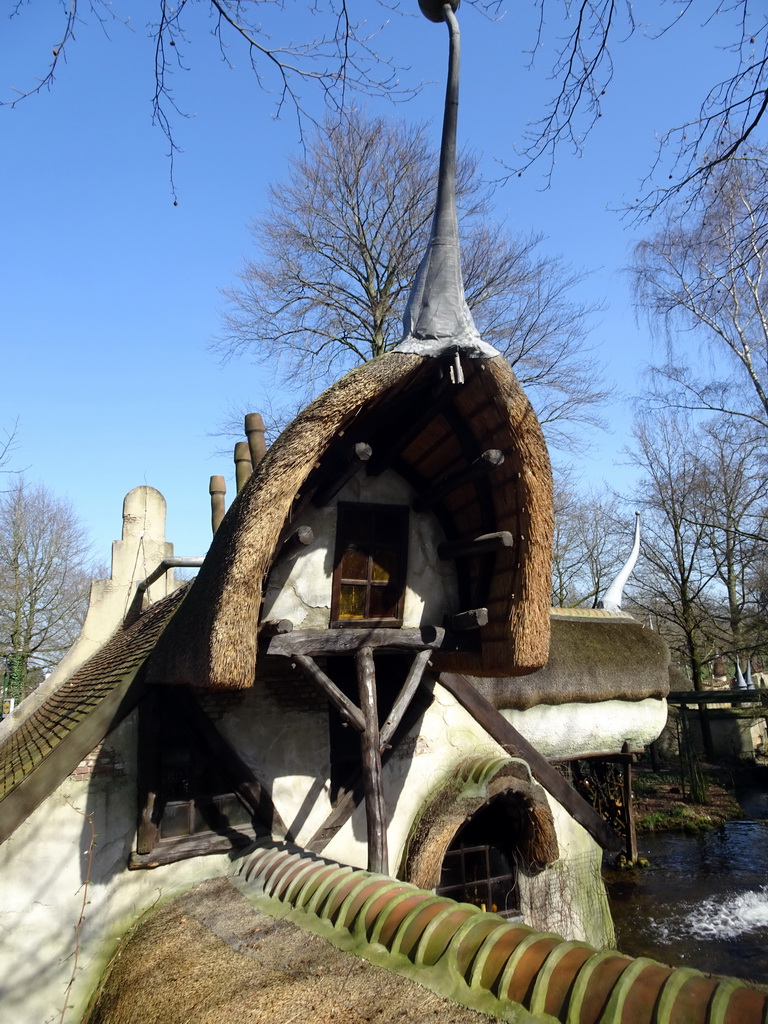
339, 584, 366, 618
341, 544, 368, 581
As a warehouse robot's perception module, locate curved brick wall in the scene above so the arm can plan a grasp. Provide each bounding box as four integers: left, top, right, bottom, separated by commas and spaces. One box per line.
231, 843, 768, 1024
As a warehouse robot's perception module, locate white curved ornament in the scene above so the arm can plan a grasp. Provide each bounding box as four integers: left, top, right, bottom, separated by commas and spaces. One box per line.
599, 511, 641, 612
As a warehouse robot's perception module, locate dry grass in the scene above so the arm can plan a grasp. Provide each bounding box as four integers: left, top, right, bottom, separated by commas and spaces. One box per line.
85, 878, 496, 1024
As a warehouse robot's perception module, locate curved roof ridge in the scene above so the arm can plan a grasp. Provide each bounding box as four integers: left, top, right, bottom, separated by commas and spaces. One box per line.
231, 840, 768, 1024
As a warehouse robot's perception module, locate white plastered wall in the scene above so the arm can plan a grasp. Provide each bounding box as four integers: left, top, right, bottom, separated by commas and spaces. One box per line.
0, 713, 233, 1024
322, 680, 616, 949
500, 698, 669, 760
261, 469, 459, 629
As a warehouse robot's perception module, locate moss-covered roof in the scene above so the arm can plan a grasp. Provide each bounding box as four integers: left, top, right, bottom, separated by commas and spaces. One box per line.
462, 611, 670, 711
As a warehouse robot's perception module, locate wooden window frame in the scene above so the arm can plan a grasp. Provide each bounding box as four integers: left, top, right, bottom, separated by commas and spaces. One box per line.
437, 840, 520, 918
330, 502, 409, 629
131, 686, 278, 869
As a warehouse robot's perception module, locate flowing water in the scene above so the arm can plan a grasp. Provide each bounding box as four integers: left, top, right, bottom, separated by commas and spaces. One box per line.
605, 819, 768, 985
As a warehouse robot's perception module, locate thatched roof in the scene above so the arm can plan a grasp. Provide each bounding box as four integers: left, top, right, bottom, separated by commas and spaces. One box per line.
84, 877, 493, 1024
147, 350, 553, 689
461, 609, 670, 711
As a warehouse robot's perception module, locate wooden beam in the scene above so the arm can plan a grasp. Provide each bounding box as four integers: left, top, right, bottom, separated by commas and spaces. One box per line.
438, 672, 625, 854
447, 608, 488, 632
412, 450, 505, 512
312, 443, 372, 507
379, 649, 432, 748
621, 740, 638, 863
290, 653, 365, 732
438, 531, 514, 560
356, 646, 388, 874
268, 625, 446, 658
367, 374, 454, 475
306, 686, 434, 855
276, 525, 314, 562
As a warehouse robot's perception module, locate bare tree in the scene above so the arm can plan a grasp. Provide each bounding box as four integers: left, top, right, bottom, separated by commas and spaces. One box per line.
516, 2, 768, 214
695, 418, 768, 659
0, 479, 94, 701
625, 413, 716, 690
551, 478, 625, 607
634, 147, 768, 431
217, 110, 608, 454
623, 408, 768, 686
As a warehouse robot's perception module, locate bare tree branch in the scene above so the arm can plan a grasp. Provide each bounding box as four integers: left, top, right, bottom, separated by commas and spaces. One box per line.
216, 110, 610, 455
633, 145, 768, 431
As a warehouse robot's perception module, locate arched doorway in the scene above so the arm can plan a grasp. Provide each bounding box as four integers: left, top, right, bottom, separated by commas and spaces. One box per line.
401, 756, 559, 912
436, 794, 523, 917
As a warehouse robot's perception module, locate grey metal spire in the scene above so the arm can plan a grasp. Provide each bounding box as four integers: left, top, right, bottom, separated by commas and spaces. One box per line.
396, 1, 498, 359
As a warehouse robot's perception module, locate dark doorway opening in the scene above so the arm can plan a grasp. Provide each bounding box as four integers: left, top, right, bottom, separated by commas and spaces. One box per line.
437, 795, 523, 917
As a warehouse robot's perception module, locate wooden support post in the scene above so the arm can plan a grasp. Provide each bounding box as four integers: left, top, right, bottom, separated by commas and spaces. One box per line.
622, 741, 638, 863
379, 649, 432, 748
234, 441, 252, 492
277, 525, 314, 562
245, 412, 267, 468
209, 475, 226, 535
438, 531, 514, 560
698, 703, 715, 762
356, 645, 388, 875
312, 443, 373, 507
447, 608, 488, 631
291, 653, 365, 732
413, 449, 504, 512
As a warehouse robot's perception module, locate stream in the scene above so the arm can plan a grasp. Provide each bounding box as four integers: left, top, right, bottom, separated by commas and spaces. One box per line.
605, 817, 768, 985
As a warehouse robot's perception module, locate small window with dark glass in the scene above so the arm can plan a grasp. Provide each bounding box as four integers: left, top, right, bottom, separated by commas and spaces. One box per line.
331, 503, 408, 627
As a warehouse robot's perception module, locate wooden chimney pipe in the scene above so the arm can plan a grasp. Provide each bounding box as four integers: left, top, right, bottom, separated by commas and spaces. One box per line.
234, 441, 252, 493
209, 475, 226, 534
245, 412, 267, 469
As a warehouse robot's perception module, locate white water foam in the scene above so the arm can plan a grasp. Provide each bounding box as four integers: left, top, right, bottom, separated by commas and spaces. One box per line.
652, 886, 768, 943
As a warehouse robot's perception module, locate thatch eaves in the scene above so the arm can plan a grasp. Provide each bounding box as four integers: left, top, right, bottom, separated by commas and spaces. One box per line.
146, 348, 553, 690
461, 608, 671, 711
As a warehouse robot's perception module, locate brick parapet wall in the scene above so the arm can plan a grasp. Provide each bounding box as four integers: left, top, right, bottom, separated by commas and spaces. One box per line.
69, 742, 124, 780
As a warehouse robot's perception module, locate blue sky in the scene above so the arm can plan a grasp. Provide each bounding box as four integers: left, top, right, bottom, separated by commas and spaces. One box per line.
1, 2, 759, 564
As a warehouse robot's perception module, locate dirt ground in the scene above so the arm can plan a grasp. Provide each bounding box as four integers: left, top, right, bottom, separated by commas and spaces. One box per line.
84, 878, 501, 1024
632, 765, 743, 832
